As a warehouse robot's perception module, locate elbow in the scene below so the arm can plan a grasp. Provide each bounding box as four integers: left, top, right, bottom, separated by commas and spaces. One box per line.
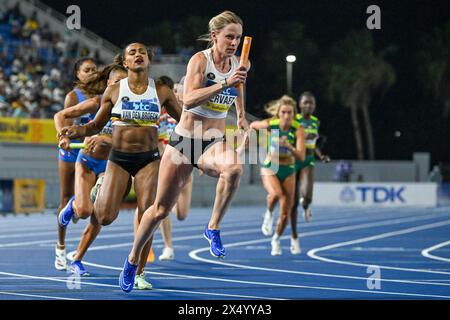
182, 94, 198, 109
54, 113, 64, 125
183, 99, 194, 109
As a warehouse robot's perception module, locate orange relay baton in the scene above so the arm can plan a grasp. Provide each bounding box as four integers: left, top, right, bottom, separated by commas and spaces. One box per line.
237, 36, 252, 90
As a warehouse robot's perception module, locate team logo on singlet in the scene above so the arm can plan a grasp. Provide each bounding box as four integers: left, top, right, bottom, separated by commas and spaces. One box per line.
121, 98, 159, 121
206, 73, 215, 80
204, 79, 237, 113
121, 96, 130, 102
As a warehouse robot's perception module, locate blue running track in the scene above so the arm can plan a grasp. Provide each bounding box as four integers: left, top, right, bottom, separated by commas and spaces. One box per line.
0, 206, 449, 300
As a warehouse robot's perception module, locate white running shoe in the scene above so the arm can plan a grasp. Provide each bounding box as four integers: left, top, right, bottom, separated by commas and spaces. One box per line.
54, 246, 68, 271
290, 237, 301, 255
261, 209, 273, 236
158, 247, 175, 261
271, 236, 282, 256
134, 272, 153, 290
302, 207, 313, 223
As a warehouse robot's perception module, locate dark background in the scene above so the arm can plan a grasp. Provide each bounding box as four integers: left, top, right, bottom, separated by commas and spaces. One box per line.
40, 0, 450, 166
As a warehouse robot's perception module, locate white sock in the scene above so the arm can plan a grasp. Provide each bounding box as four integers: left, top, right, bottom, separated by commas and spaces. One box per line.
272, 233, 280, 241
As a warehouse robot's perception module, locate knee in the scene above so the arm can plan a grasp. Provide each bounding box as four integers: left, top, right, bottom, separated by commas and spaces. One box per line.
175, 206, 188, 221
222, 164, 243, 182
97, 216, 114, 226
268, 192, 281, 203
73, 203, 93, 219
177, 211, 187, 221
153, 204, 171, 222
96, 212, 116, 226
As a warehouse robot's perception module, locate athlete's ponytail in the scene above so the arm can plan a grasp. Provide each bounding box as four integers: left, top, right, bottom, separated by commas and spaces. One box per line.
264, 99, 278, 117
76, 56, 126, 95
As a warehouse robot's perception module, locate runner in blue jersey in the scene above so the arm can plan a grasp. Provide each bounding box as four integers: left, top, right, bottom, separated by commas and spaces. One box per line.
54, 57, 97, 271
55, 62, 128, 276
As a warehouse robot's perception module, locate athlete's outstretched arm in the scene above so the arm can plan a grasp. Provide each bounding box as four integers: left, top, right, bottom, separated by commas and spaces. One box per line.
54, 96, 100, 134
249, 119, 270, 130
60, 84, 116, 139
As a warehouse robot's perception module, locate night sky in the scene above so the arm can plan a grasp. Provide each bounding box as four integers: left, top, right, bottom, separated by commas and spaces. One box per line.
39, 0, 450, 165
39, 0, 448, 48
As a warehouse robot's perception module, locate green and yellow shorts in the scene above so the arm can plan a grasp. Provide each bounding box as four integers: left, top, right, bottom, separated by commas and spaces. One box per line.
295, 154, 316, 172
262, 162, 296, 182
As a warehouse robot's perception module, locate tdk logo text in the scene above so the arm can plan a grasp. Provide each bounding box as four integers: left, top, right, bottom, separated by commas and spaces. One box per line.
340, 186, 406, 203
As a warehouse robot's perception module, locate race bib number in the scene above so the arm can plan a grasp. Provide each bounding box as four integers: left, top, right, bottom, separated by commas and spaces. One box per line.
99, 120, 113, 136
121, 99, 160, 122
203, 82, 237, 113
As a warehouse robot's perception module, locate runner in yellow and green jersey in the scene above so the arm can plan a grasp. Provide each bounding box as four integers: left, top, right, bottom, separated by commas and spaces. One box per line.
292, 92, 330, 237
250, 95, 306, 256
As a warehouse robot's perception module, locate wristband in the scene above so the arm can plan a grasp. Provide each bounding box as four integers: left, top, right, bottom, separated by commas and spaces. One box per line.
220, 78, 228, 88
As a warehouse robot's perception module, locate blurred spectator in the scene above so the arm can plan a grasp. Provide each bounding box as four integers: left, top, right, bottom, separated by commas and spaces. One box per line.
0, 2, 181, 120
0, 3, 99, 119
335, 160, 353, 182
23, 11, 39, 37
80, 46, 90, 57
429, 165, 443, 183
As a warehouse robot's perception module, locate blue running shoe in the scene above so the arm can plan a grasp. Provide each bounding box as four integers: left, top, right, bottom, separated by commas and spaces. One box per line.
58, 196, 75, 227
203, 226, 226, 258
70, 260, 90, 277
119, 258, 137, 293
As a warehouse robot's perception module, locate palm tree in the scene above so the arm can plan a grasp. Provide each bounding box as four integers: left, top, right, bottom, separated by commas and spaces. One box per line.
327, 30, 396, 160
417, 22, 450, 118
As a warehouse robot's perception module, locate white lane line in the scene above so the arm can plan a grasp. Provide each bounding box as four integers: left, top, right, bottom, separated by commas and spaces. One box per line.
0, 291, 80, 300
0, 206, 430, 234
5, 209, 413, 250
69, 214, 450, 299
307, 220, 450, 275
0, 271, 283, 300
69, 259, 450, 299
2, 208, 448, 300
64, 211, 448, 254
188, 217, 450, 287
422, 240, 450, 263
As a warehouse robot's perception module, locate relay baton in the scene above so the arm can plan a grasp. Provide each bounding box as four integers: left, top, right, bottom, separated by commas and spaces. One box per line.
68, 142, 86, 149
237, 36, 252, 90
